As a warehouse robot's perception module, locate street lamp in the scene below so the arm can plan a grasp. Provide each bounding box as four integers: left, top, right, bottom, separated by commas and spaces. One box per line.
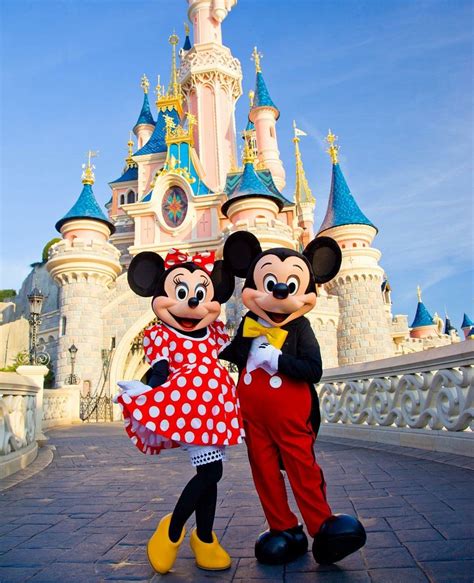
27, 287, 50, 366
65, 343, 79, 385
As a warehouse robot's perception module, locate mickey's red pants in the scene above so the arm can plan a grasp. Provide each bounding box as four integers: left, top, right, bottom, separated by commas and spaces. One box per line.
237, 367, 332, 537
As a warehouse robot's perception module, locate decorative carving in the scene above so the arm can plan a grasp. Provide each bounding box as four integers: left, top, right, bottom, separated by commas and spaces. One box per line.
0, 393, 36, 456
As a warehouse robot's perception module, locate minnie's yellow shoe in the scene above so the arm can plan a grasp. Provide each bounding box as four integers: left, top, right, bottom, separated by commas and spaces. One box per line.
147, 513, 185, 574
190, 529, 232, 571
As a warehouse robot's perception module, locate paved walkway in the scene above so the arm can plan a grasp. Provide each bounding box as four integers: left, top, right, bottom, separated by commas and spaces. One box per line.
1, 424, 473, 583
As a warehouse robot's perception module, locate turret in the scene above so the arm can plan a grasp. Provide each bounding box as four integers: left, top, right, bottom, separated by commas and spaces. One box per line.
461, 313, 474, 339
409, 286, 437, 338
108, 134, 139, 216
318, 131, 393, 365
47, 153, 121, 390
293, 121, 315, 247
133, 75, 155, 150
248, 47, 286, 191
187, 0, 237, 45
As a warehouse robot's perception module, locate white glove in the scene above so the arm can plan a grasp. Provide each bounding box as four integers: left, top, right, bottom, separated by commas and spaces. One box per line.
113, 380, 152, 403
254, 343, 281, 374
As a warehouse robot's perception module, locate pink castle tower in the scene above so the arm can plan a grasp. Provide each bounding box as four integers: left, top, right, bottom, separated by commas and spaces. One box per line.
179, 0, 242, 192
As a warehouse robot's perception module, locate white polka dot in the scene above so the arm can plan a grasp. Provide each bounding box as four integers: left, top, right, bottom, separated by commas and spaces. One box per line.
171, 432, 181, 441
182, 403, 191, 414
146, 421, 156, 431
136, 395, 147, 406
207, 418, 214, 430
209, 338, 216, 346
149, 406, 160, 418
177, 377, 186, 388
212, 434, 219, 444
217, 338, 225, 346
155, 337, 162, 347
227, 429, 232, 439
202, 432, 209, 444
143, 336, 150, 347
184, 340, 193, 350
270, 376, 282, 389
244, 373, 252, 385
193, 376, 203, 387
212, 405, 220, 416
198, 365, 208, 374
160, 419, 169, 431
208, 379, 218, 389
205, 263, 214, 272
187, 389, 197, 400
202, 391, 212, 402
222, 385, 228, 395
240, 427, 245, 436
237, 436, 243, 444
122, 393, 132, 404
185, 431, 195, 443
231, 417, 239, 428
191, 418, 202, 429
198, 404, 207, 415
163, 332, 169, 340
177, 418, 185, 429
212, 350, 218, 358
146, 347, 153, 356
199, 343, 207, 353
170, 341, 177, 351
154, 392, 165, 403
171, 390, 181, 401
133, 409, 143, 421
203, 357, 211, 364
224, 401, 234, 412
131, 436, 138, 444
175, 353, 184, 363
214, 368, 221, 378
165, 404, 175, 416
218, 394, 225, 404
161, 347, 169, 357
188, 353, 197, 363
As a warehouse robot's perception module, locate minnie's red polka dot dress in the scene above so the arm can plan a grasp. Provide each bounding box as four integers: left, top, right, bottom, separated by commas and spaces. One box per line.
118, 320, 245, 461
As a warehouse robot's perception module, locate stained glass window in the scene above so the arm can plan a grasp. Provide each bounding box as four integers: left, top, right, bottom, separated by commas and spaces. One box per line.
162, 186, 188, 228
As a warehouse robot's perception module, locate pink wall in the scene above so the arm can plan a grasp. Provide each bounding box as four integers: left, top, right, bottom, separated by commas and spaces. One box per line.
197, 209, 212, 238
141, 216, 155, 245
201, 85, 218, 190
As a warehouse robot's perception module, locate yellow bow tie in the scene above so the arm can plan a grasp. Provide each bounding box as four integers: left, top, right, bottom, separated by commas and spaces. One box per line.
242, 317, 288, 349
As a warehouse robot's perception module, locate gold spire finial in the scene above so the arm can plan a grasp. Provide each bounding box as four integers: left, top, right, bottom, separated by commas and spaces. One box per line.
251, 46, 263, 73
184, 22, 190, 36
248, 90, 255, 107
325, 129, 339, 164
155, 74, 162, 101
81, 150, 98, 185
242, 138, 256, 165
168, 32, 180, 97
417, 285, 422, 302
141, 74, 150, 94
125, 132, 137, 168
293, 122, 315, 206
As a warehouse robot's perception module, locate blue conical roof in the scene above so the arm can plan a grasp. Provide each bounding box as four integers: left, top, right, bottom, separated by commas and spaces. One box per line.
461, 313, 474, 328
183, 34, 191, 51
444, 317, 456, 335
109, 165, 138, 185
468, 327, 474, 338
134, 93, 155, 128
245, 119, 255, 132
55, 183, 115, 234
410, 301, 434, 328
251, 72, 279, 118
318, 163, 376, 234
221, 161, 284, 216
134, 108, 181, 156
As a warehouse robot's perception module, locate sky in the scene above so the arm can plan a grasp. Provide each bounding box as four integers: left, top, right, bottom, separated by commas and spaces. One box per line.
0, 0, 472, 328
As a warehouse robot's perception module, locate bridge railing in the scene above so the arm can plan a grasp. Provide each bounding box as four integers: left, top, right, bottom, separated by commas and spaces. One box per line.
316, 342, 474, 456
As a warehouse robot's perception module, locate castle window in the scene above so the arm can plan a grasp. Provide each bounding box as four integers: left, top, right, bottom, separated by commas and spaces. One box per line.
352, 243, 357, 248
270, 127, 275, 138
119, 194, 125, 206
60, 316, 67, 336
127, 190, 136, 204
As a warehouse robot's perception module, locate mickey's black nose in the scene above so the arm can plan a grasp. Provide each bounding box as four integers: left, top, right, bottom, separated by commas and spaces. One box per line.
188, 297, 199, 308
272, 283, 289, 300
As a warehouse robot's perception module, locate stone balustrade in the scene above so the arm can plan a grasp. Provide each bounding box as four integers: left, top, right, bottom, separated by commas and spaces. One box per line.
43, 387, 81, 429
317, 342, 474, 456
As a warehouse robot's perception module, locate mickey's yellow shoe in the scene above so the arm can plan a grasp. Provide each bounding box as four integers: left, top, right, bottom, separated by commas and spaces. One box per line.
147, 513, 185, 574
190, 529, 232, 571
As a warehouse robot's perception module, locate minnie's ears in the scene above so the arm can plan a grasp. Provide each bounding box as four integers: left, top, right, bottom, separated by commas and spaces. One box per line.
303, 236, 342, 284
223, 232, 262, 278
128, 252, 165, 297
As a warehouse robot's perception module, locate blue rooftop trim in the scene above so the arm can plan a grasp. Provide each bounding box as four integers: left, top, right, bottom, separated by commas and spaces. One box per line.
134, 93, 155, 128
461, 313, 474, 328
55, 183, 115, 233
223, 167, 292, 207
410, 301, 434, 328
245, 119, 255, 131
318, 163, 376, 234
251, 71, 279, 118
183, 35, 191, 51
468, 327, 474, 338
140, 190, 153, 202
109, 165, 138, 185
134, 108, 181, 156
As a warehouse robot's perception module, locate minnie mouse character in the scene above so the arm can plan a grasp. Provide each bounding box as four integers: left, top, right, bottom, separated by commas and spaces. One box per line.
220, 232, 366, 566
115, 246, 244, 574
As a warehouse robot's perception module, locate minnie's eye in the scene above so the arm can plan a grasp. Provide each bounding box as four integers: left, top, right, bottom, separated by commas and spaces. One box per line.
176, 283, 188, 301
195, 284, 207, 303
263, 274, 277, 293
287, 276, 300, 295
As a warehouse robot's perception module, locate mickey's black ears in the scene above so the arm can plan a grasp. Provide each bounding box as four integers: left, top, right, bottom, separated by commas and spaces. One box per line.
303, 236, 342, 284
128, 252, 165, 297
211, 260, 235, 304
223, 232, 262, 278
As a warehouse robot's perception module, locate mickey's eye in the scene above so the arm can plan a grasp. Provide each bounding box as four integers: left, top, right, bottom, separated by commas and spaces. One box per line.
287, 276, 300, 295
176, 283, 189, 301
263, 274, 277, 293
195, 284, 207, 303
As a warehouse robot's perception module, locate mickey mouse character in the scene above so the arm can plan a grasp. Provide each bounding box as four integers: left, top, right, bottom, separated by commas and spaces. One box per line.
115, 247, 244, 574
220, 232, 366, 566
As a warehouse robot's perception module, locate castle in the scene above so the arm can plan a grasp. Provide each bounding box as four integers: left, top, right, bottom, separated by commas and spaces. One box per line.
1, 0, 467, 393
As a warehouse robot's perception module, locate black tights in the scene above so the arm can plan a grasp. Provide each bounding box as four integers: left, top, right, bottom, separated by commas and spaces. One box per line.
168, 460, 223, 543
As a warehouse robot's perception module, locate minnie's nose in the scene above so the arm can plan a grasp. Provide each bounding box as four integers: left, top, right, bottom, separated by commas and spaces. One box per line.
272, 283, 289, 300
188, 297, 199, 308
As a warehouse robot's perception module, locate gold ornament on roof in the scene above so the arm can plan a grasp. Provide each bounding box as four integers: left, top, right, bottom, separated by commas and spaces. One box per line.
125, 132, 137, 169
141, 74, 150, 94
81, 150, 98, 185
155, 32, 184, 116
184, 22, 190, 35
325, 129, 339, 164
242, 138, 256, 165
248, 90, 255, 107
163, 112, 196, 147
251, 46, 263, 73
293, 121, 315, 205
155, 75, 162, 99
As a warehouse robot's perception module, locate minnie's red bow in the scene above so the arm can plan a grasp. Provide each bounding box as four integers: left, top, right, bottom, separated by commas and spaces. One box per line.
164, 248, 216, 274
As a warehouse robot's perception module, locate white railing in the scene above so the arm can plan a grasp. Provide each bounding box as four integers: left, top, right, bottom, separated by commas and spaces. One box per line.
43, 387, 80, 429
316, 342, 474, 455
